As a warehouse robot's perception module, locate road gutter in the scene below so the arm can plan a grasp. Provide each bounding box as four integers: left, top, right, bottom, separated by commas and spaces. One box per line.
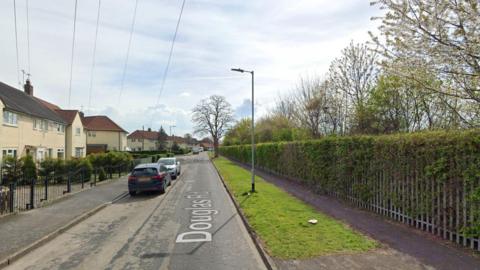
210, 156, 277, 270
0, 191, 129, 269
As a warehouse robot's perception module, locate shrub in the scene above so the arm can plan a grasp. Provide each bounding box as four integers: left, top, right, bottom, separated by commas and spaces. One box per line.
98, 167, 107, 181
220, 129, 480, 238
21, 155, 37, 181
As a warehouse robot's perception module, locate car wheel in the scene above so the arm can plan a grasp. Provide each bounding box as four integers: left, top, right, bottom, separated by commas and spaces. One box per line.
129, 191, 136, 196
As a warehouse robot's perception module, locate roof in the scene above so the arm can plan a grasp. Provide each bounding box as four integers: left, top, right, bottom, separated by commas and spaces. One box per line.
55, 110, 79, 125
128, 130, 159, 140
168, 136, 186, 144
134, 163, 160, 169
34, 97, 61, 111
82, 115, 127, 133
0, 81, 66, 123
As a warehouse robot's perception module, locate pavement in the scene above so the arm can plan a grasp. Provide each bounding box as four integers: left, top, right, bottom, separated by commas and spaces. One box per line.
0, 177, 128, 264
4, 153, 266, 270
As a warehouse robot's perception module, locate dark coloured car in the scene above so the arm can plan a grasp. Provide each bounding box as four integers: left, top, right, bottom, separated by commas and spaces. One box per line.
128, 163, 171, 196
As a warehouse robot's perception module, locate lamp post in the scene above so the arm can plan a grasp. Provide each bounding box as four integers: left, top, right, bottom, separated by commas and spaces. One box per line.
231, 68, 255, 193
169, 125, 176, 154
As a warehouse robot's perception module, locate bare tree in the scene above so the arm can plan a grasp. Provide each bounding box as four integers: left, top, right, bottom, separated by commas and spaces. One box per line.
192, 95, 234, 157
329, 41, 378, 108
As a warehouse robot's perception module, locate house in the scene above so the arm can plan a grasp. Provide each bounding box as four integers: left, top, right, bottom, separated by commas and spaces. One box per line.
167, 136, 188, 149
0, 80, 67, 161
127, 129, 161, 151
200, 137, 214, 151
82, 115, 128, 154
55, 110, 87, 158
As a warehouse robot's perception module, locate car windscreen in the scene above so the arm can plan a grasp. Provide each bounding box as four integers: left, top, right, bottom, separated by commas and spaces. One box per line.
159, 159, 175, 165
132, 167, 158, 177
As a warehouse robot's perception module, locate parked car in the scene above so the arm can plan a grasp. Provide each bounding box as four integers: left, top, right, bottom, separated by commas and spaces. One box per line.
128, 163, 171, 196
157, 157, 181, 179
192, 146, 201, 155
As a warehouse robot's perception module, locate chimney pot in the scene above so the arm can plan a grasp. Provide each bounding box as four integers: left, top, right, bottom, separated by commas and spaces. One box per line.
24, 79, 34, 96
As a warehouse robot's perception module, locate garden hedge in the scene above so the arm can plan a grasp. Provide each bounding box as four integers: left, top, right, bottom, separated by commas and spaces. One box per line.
220, 130, 480, 249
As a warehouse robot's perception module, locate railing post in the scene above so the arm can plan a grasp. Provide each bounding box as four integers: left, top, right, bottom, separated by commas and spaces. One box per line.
81, 170, 84, 189
67, 173, 72, 193
44, 176, 48, 201
118, 165, 121, 178
29, 179, 35, 209
8, 182, 15, 213
94, 168, 97, 186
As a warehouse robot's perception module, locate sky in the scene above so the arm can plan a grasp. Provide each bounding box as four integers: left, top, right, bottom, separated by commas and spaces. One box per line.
0, 0, 381, 138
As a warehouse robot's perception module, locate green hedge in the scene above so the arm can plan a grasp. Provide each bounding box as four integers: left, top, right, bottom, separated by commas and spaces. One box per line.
220, 130, 480, 242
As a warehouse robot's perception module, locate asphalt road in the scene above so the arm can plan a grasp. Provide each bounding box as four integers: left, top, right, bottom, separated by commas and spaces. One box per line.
6, 153, 266, 270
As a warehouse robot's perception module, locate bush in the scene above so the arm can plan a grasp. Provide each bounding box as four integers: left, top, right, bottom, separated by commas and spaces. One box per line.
1, 156, 22, 184
220, 129, 480, 237
21, 155, 37, 181
98, 167, 107, 181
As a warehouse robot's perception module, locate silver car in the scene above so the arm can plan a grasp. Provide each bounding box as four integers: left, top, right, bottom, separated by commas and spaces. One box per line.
157, 157, 181, 179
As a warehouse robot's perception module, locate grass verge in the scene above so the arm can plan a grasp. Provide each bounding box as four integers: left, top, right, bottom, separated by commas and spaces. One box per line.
212, 156, 377, 259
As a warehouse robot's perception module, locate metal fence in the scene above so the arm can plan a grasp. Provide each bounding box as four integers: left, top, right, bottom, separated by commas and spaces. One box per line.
0, 158, 150, 216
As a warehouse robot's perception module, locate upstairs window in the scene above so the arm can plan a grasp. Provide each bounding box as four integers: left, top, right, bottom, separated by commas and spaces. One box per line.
3, 111, 18, 126
56, 123, 65, 133
75, 127, 81, 136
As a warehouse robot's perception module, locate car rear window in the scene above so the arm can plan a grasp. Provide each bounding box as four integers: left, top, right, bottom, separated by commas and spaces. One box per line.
132, 167, 158, 176
159, 159, 175, 165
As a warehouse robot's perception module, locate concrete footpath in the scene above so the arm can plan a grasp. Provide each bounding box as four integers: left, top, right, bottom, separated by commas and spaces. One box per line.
0, 177, 128, 265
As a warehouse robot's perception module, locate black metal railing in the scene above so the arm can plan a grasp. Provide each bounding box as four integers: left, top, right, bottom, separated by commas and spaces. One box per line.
0, 159, 146, 216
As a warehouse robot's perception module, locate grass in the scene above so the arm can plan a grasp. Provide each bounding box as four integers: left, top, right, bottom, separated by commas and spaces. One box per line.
212, 156, 377, 259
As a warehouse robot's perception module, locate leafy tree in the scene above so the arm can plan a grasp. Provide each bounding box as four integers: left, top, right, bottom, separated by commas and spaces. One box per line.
157, 126, 168, 151
224, 118, 251, 146
371, 0, 480, 127
192, 95, 234, 157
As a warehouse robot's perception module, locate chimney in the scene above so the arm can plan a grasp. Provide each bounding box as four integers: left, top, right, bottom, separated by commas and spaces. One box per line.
147, 128, 152, 132
24, 79, 34, 96
79, 111, 85, 119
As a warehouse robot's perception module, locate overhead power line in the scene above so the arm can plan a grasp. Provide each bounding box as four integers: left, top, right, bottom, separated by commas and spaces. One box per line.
26, 0, 31, 73
117, 0, 139, 104
13, 0, 20, 85
87, 0, 102, 114
149, 0, 187, 127
67, 0, 78, 108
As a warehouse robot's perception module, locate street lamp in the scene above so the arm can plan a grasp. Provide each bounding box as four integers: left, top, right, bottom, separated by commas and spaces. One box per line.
231, 68, 255, 193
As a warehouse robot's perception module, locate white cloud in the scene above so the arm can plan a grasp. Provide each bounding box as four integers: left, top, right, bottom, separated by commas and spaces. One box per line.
0, 0, 382, 134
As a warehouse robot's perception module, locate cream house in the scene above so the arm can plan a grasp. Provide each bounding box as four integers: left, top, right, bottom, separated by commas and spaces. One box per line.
127, 130, 160, 151
0, 80, 66, 161
55, 110, 87, 158
82, 115, 128, 153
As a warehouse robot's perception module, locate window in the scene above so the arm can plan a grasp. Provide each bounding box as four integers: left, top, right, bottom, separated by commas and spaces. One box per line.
2, 149, 17, 158
48, 149, 53, 158
75, 147, 84, 158
131, 139, 136, 142
56, 123, 65, 133
3, 111, 18, 126
75, 127, 81, 136
57, 149, 65, 159
41, 120, 48, 131
33, 119, 39, 129
88, 131, 96, 137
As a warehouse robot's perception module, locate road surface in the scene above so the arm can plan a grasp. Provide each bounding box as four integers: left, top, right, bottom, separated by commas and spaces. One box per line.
7, 153, 266, 270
